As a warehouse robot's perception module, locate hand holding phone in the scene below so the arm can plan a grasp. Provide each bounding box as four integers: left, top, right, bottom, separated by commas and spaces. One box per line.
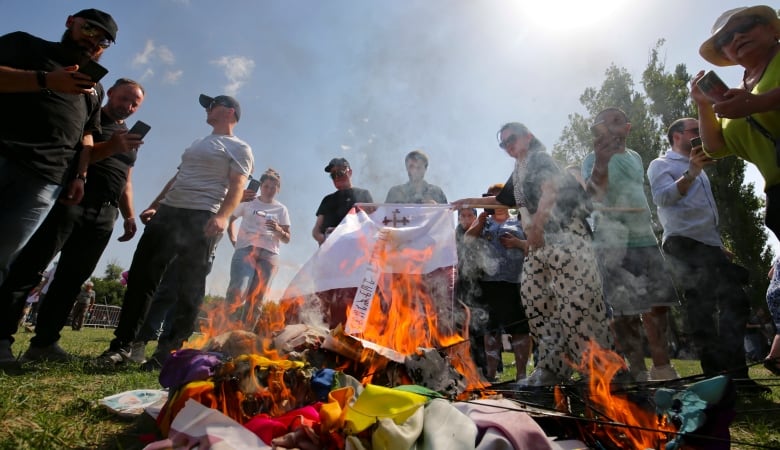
696, 71, 729, 103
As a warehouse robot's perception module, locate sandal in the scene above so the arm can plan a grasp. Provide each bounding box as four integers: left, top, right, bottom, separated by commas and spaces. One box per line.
763, 357, 780, 376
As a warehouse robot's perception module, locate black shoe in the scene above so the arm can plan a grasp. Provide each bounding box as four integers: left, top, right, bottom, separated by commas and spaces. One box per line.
763, 357, 780, 376
734, 378, 771, 396
139, 357, 162, 372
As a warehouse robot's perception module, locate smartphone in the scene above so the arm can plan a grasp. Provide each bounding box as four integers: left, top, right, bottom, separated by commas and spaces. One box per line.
690, 136, 702, 148
77, 60, 109, 82
247, 178, 261, 191
128, 120, 151, 139
696, 70, 729, 103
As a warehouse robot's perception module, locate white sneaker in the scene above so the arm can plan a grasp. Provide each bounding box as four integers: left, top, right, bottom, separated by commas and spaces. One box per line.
128, 341, 147, 363
649, 364, 679, 381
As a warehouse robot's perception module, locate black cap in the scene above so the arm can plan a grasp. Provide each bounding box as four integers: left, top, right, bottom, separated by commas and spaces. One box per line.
324, 157, 350, 172
199, 94, 241, 121
73, 9, 118, 42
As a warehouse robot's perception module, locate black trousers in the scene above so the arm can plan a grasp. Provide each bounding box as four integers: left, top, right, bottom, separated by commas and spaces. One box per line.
662, 236, 750, 377
0, 202, 117, 345
110, 205, 216, 351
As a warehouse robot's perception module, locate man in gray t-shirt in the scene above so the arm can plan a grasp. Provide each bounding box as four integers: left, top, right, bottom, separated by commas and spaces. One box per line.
97, 93, 254, 368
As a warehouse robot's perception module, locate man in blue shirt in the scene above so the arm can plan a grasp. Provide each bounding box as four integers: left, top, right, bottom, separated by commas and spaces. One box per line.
648, 117, 768, 394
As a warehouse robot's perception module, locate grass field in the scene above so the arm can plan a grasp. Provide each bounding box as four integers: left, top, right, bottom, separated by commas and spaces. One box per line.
1, 327, 779, 449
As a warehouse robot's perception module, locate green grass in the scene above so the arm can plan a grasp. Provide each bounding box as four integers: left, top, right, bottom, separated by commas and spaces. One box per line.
0, 328, 159, 450
1, 328, 779, 449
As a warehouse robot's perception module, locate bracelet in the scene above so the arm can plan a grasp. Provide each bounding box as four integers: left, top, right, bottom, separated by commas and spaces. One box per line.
75, 174, 87, 183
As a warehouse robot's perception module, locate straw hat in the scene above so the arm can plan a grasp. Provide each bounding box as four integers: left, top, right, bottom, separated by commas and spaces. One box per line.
699, 5, 780, 66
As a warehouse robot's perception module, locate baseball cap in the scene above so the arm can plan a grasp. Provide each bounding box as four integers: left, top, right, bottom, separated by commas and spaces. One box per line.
324, 157, 350, 172
199, 94, 241, 121
73, 9, 118, 42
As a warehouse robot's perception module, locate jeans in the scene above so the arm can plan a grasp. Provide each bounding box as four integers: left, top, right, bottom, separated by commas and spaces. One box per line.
0, 201, 116, 344
110, 205, 218, 352
136, 234, 223, 344
0, 155, 61, 285
226, 245, 278, 322
30, 203, 117, 347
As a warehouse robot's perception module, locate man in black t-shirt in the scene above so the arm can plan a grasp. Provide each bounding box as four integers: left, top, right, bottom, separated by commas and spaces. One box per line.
311, 158, 374, 328
0, 79, 145, 365
0, 9, 119, 293
312, 157, 374, 245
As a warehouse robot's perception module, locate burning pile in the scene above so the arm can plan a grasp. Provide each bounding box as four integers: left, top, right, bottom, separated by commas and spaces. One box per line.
143, 206, 735, 448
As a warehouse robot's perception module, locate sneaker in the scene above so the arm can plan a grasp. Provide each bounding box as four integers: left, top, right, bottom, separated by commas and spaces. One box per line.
129, 341, 147, 364
139, 356, 163, 372
0, 339, 20, 372
519, 367, 563, 387
20, 342, 74, 363
95, 347, 130, 367
649, 364, 679, 381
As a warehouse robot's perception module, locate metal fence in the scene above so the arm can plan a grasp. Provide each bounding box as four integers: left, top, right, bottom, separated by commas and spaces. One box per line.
83, 304, 122, 328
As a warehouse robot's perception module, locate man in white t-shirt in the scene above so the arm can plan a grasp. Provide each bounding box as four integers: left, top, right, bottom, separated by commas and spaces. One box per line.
97, 93, 254, 368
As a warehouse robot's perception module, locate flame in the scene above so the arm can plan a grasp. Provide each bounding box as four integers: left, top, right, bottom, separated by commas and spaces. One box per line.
581, 341, 675, 449
188, 211, 487, 395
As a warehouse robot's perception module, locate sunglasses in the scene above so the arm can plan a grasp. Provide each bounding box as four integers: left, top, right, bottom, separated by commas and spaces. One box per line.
207, 100, 231, 111
79, 22, 112, 49
330, 169, 348, 180
715, 17, 765, 49
499, 134, 518, 150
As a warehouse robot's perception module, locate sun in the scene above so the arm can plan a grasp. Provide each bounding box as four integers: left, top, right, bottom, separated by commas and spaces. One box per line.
518, 0, 627, 32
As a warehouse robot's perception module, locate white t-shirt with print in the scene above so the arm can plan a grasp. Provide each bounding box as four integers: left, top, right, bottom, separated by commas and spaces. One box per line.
232, 198, 290, 254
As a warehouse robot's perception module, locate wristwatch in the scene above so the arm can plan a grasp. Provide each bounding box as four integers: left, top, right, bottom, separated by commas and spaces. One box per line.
75, 173, 87, 184
682, 170, 695, 181
36, 70, 53, 95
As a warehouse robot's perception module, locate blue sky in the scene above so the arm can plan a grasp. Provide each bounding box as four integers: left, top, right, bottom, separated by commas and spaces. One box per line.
1, 0, 772, 298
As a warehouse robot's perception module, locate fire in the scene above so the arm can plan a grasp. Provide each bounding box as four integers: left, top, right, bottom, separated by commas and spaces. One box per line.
187, 206, 487, 398
581, 341, 675, 449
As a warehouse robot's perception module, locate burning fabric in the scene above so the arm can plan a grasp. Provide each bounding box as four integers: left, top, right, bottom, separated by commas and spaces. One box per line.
138, 205, 737, 449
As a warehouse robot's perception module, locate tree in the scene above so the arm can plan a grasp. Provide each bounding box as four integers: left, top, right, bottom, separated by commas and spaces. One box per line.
92, 260, 126, 306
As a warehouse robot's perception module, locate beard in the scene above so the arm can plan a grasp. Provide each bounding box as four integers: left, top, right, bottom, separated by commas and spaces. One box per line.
60, 29, 102, 64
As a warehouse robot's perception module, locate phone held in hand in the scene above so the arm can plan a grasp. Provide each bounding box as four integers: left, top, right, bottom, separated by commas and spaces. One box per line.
690, 136, 702, 148
77, 60, 109, 82
128, 120, 151, 139
247, 178, 261, 191
696, 70, 729, 103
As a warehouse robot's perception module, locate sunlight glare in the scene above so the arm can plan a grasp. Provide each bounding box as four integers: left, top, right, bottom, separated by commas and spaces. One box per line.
518, 0, 627, 32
